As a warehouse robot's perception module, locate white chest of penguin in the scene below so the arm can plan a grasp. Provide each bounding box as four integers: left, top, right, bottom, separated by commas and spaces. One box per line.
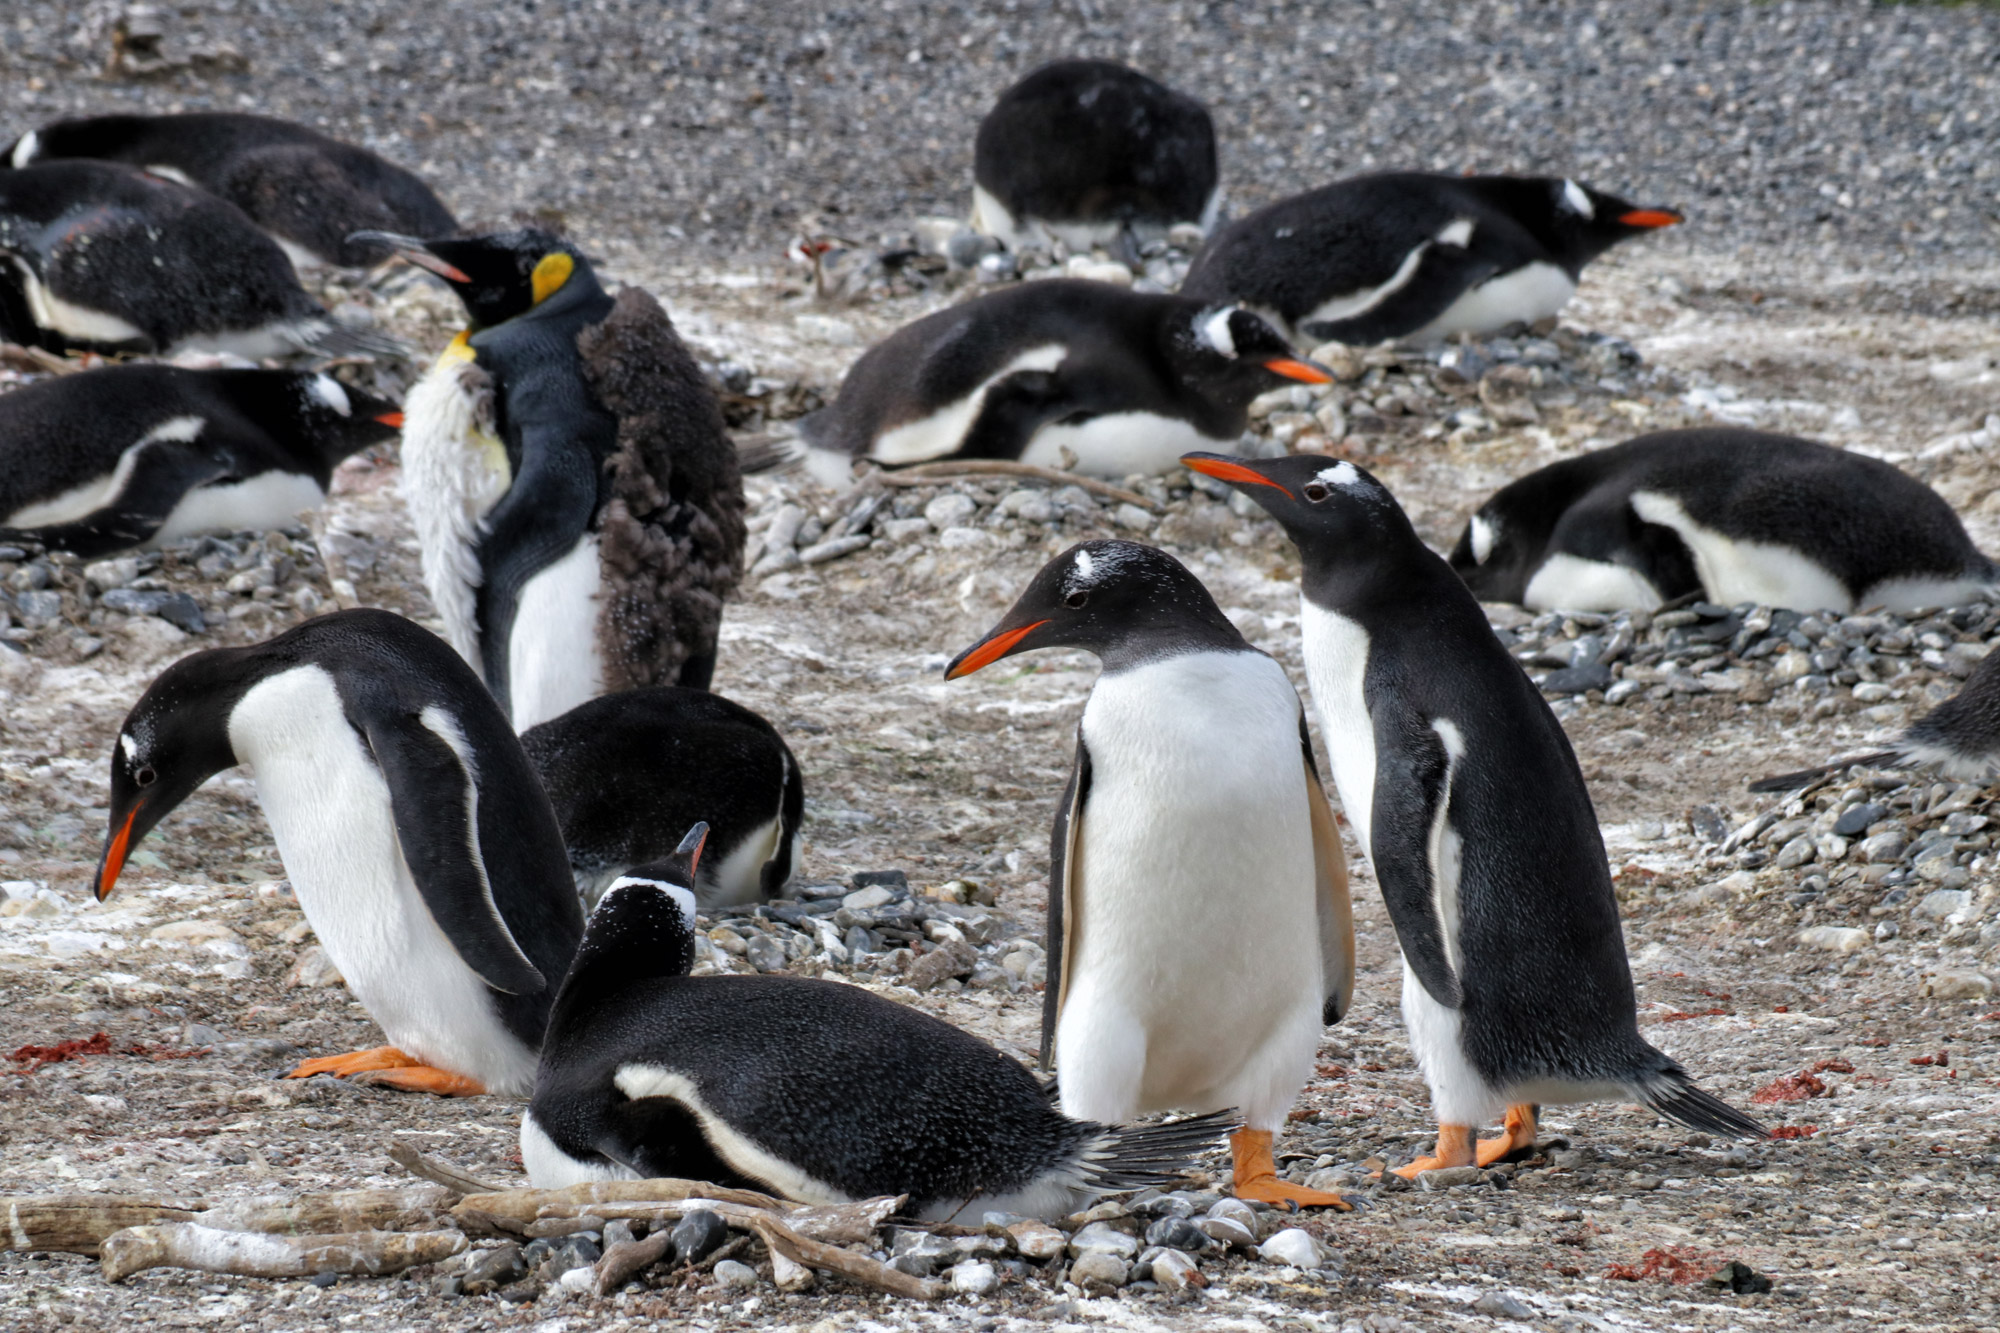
1058, 649, 1323, 1121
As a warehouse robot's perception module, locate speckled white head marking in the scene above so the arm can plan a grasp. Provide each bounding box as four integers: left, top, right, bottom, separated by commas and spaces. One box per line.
10, 131, 38, 168
307, 375, 352, 417
1436, 218, 1474, 248
118, 733, 138, 763
1061, 542, 1140, 598
600, 875, 698, 929
1198, 308, 1239, 358
1560, 179, 1594, 219
1469, 513, 1498, 564
1313, 462, 1366, 490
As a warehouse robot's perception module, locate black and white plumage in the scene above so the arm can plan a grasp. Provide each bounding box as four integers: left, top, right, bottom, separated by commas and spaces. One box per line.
1184, 452, 1766, 1174
519, 686, 804, 909
1448, 429, 1999, 616
0, 364, 400, 557
381, 229, 746, 729
95, 609, 584, 1096
972, 59, 1219, 257
0, 161, 387, 358
522, 825, 1227, 1221
1751, 648, 2000, 792
945, 540, 1356, 1209
796, 280, 1329, 485
6, 112, 459, 268
1180, 172, 1682, 346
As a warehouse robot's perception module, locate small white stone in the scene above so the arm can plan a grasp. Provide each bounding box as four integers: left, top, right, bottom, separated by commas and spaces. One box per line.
924, 493, 978, 531
842, 886, 895, 912
1922, 970, 1993, 1000
1258, 1228, 1327, 1268
1113, 503, 1156, 532
881, 517, 933, 544
948, 1259, 999, 1295
939, 527, 993, 550
793, 314, 859, 346
1797, 925, 1869, 953
770, 1246, 816, 1292
558, 1266, 595, 1293
83, 557, 140, 592
713, 1259, 760, 1289
1067, 1221, 1138, 1259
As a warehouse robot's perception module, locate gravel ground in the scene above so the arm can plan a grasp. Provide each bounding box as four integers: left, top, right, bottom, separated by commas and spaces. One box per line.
6, 3, 2000, 1332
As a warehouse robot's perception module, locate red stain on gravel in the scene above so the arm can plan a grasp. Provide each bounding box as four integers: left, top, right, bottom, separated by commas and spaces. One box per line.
1911, 1050, 1949, 1067
1659, 1007, 1729, 1022
1769, 1125, 1819, 1139
9, 1032, 208, 1073
1605, 1246, 1721, 1285
1807, 1058, 1855, 1075
1751, 1071, 1828, 1103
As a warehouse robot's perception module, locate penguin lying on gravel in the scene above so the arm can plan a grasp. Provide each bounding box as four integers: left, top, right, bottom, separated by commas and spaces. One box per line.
1180, 172, 1681, 346
797, 280, 1330, 485
7, 111, 459, 268
1184, 451, 1767, 1174
1751, 648, 2000, 792
519, 686, 804, 909
365, 228, 746, 727
1449, 429, 1998, 616
946, 539, 1356, 1208
972, 59, 1219, 258
96, 609, 583, 1096
0, 162, 392, 358
0, 364, 400, 557
523, 824, 1229, 1220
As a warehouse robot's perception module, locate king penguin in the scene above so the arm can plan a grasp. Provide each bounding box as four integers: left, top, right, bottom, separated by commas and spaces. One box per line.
364, 228, 747, 728
1180, 172, 1682, 346
945, 539, 1357, 1208
1183, 451, 1767, 1173
95, 608, 584, 1096
0, 161, 391, 358
0, 364, 400, 557
523, 824, 1230, 1221
7, 111, 459, 269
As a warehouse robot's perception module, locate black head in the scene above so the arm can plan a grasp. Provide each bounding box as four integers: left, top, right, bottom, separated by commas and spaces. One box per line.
570, 824, 709, 980
349, 227, 594, 331
1167, 304, 1333, 404
275, 372, 402, 468
1506, 176, 1683, 269
945, 539, 1245, 679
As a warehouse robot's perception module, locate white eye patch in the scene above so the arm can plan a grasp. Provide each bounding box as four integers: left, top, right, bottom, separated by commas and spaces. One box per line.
308, 375, 352, 417
1560, 179, 1594, 219
1074, 548, 1096, 581
119, 733, 137, 762
1198, 308, 1238, 358
11, 130, 39, 168
1314, 462, 1365, 490
1435, 218, 1474, 248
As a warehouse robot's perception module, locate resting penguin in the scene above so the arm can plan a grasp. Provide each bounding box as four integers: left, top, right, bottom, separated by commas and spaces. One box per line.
1751, 648, 2000, 792
96, 608, 584, 1096
0, 161, 390, 358
1180, 172, 1682, 346
523, 823, 1231, 1221
364, 228, 747, 728
7, 111, 459, 268
972, 59, 1219, 259
795, 279, 1330, 487
945, 539, 1357, 1208
1183, 451, 1768, 1174
1448, 428, 1999, 615
0, 364, 400, 557
519, 686, 805, 909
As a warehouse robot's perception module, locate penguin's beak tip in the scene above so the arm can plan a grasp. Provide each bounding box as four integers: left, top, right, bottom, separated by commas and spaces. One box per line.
1180, 454, 1294, 498
1264, 357, 1334, 385
1618, 208, 1684, 229
945, 620, 1049, 679
374, 411, 404, 429
350, 230, 471, 283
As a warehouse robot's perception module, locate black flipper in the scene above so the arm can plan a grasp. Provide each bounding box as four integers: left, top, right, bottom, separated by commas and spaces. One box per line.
1041, 727, 1092, 1072
1366, 700, 1464, 1008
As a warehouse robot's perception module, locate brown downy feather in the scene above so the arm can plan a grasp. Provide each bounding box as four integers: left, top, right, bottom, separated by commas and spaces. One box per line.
576, 286, 747, 690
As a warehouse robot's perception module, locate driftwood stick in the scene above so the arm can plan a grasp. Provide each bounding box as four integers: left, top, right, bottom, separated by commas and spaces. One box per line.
871, 459, 1162, 511
0, 343, 84, 375
2, 1195, 207, 1255
386, 1142, 495, 1196
593, 1230, 675, 1296
197, 1185, 457, 1236
100, 1224, 465, 1283
747, 1212, 942, 1301
452, 1179, 783, 1233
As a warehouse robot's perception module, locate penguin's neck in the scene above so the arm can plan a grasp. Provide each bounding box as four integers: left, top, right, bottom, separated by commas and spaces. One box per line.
570, 890, 698, 986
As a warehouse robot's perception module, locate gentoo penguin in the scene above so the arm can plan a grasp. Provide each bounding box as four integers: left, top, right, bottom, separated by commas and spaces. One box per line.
797, 280, 1330, 486
96, 609, 583, 1096
523, 824, 1230, 1221
1751, 648, 2000, 792
1182, 451, 1766, 1173
367, 228, 746, 728
518, 686, 804, 909
1448, 428, 1999, 615
945, 539, 1357, 1208
1180, 172, 1682, 346
972, 59, 1219, 258
0, 161, 389, 358
0, 364, 400, 557
7, 111, 458, 269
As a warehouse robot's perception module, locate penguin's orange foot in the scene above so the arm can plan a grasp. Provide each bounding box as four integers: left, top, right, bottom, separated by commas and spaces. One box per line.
350, 1066, 486, 1097
284, 1046, 421, 1080
1230, 1126, 1353, 1211
1475, 1104, 1539, 1167
1389, 1124, 1476, 1179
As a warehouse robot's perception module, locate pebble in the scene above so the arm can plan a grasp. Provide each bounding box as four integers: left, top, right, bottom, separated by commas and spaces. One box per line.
902, 939, 978, 991
1113, 503, 1156, 532
671, 1209, 729, 1266
924, 493, 977, 532
1472, 1292, 1536, 1318
1148, 1248, 1204, 1292
1797, 925, 1870, 952
1067, 1222, 1139, 1260
1068, 1252, 1129, 1292
949, 1259, 999, 1296
1143, 1217, 1212, 1253
713, 1259, 760, 1290
1417, 1165, 1486, 1190
1257, 1228, 1327, 1269
1006, 1219, 1067, 1261
1914, 888, 1971, 920
1922, 970, 1993, 1000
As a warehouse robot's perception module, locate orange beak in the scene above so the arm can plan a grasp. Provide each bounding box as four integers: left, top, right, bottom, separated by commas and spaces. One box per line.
97, 804, 140, 902
374, 412, 404, 428
1180, 455, 1294, 497
945, 619, 1050, 680
1618, 209, 1683, 229
1264, 357, 1334, 385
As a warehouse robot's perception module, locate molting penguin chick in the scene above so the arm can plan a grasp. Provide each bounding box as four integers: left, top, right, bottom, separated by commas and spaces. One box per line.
946, 539, 1357, 1208
523, 823, 1229, 1220
7, 111, 459, 268
96, 609, 583, 1096
1449, 428, 1999, 615
368, 228, 747, 728
0, 364, 400, 557
0, 161, 393, 358
1184, 451, 1767, 1173
796, 280, 1330, 486
1751, 647, 2000, 792
1181, 172, 1682, 346
518, 686, 804, 910
972, 59, 1219, 259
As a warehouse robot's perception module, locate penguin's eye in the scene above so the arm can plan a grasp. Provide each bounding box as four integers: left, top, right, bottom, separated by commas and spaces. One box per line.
1064, 590, 1089, 610
1302, 483, 1332, 503
133, 765, 157, 788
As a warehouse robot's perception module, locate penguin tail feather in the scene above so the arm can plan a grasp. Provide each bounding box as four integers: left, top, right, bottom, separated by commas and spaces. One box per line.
292, 320, 410, 362
1747, 750, 1901, 793
1072, 1109, 1235, 1192
1635, 1068, 1768, 1140
734, 431, 805, 475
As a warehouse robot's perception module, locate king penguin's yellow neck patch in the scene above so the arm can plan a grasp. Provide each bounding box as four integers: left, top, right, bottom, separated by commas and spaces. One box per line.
531, 252, 574, 306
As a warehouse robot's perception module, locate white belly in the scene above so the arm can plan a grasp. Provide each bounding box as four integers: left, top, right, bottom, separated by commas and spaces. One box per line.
507, 535, 605, 731
1523, 552, 1666, 613
1055, 650, 1323, 1130
152, 471, 326, 543
1018, 411, 1223, 478
1630, 490, 1851, 613
1413, 262, 1576, 341
228, 665, 539, 1093
1299, 600, 1378, 857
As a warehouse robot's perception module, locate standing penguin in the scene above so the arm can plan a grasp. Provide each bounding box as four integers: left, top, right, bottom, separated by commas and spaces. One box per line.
524, 824, 1229, 1220
363, 228, 746, 727
972, 59, 1219, 259
7, 111, 458, 269
1180, 173, 1681, 346
0, 364, 400, 557
95, 609, 583, 1096
0, 161, 389, 357
1182, 452, 1766, 1173
946, 539, 1356, 1208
